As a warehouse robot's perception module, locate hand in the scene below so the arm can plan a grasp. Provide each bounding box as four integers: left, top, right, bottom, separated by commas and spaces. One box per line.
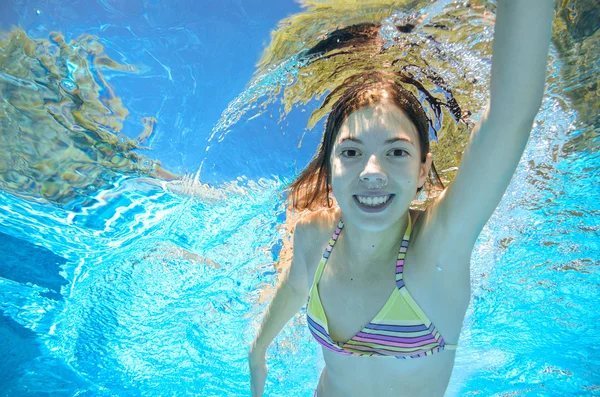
249, 347, 268, 397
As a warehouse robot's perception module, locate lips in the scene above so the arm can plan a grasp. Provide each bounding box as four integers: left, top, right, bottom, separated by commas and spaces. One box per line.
352, 194, 395, 213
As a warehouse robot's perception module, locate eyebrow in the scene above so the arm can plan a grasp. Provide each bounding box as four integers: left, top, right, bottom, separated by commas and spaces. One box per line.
337, 136, 414, 145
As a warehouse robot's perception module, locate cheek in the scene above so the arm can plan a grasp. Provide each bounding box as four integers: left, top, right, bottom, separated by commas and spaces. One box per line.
329, 159, 354, 195
390, 161, 420, 186
329, 163, 341, 190
330, 158, 347, 179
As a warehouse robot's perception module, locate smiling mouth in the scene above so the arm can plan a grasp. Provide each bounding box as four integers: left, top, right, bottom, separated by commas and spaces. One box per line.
352, 194, 395, 213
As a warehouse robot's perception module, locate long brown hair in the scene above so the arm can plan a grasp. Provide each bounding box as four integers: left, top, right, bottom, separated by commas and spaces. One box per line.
288, 74, 444, 211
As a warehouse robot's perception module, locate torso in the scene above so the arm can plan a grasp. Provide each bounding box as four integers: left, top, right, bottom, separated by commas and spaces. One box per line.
301, 206, 472, 397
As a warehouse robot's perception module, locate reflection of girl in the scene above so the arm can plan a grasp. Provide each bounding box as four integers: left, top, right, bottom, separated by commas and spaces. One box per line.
250, 1, 554, 396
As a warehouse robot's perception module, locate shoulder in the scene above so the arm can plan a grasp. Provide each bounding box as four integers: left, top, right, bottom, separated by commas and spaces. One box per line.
409, 208, 426, 228
294, 206, 340, 238
408, 208, 432, 250
411, 198, 477, 265
283, 206, 340, 293
292, 206, 340, 260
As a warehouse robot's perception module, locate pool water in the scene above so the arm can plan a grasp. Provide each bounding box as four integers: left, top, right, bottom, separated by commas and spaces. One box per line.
0, 0, 599, 396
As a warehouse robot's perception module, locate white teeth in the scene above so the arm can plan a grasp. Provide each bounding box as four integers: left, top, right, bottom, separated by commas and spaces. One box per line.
356, 195, 391, 206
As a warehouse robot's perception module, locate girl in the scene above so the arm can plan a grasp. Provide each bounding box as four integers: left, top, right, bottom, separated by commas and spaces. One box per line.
249, 1, 554, 396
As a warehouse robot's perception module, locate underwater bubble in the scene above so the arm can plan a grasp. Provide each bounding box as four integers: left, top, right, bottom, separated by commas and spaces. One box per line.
60, 78, 78, 92
379, 24, 399, 44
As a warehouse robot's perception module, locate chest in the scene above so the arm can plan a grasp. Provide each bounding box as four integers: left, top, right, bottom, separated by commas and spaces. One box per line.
318, 257, 397, 342
309, 242, 470, 345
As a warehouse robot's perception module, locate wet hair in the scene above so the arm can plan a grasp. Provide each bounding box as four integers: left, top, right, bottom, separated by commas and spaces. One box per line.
288, 74, 445, 211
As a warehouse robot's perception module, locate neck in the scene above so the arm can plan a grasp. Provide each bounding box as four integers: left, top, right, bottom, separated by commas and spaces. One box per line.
337, 211, 410, 274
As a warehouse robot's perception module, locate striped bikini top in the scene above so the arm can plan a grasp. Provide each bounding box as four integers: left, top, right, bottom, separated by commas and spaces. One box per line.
306, 213, 458, 359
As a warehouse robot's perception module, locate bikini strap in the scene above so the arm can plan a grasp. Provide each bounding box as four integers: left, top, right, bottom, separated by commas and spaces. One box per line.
395, 212, 413, 289
311, 220, 344, 285
314, 210, 418, 287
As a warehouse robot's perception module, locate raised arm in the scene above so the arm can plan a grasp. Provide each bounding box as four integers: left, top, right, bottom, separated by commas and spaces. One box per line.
248, 218, 310, 397
431, 0, 555, 245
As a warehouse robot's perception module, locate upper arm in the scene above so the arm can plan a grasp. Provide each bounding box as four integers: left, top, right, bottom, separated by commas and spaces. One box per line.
430, 0, 553, 245
280, 215, 312, 298
433, 110, 536, 244
281, 208, 334, 297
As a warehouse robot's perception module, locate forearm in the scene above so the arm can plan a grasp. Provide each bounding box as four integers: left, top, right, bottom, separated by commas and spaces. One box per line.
250, 280, 306, 354
489, 0, 554, 121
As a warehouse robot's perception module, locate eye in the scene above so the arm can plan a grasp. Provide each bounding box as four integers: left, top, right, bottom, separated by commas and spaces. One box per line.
388, 149, 410, 157
340, 149, 361, 158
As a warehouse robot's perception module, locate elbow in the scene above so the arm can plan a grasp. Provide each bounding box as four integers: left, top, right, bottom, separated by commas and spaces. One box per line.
487, 105, 540, 130
283, 279, 309, 304
488, 85, 546, 124
518, 99, 544, 123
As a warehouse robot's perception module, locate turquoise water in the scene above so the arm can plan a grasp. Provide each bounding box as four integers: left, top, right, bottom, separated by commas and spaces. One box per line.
1, 0, 599, 396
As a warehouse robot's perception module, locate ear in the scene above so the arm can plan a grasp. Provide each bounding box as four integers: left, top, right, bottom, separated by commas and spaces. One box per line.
417, 152, 433, 189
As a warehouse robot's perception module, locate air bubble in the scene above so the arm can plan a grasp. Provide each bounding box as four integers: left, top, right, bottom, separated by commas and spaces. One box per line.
60, 78, 78, 93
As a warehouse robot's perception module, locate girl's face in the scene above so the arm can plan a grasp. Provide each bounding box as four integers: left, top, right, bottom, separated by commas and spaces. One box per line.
329, 103, 432, 231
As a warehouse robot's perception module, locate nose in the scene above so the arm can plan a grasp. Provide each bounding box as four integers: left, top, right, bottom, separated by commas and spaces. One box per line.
360, 155, 388, 188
